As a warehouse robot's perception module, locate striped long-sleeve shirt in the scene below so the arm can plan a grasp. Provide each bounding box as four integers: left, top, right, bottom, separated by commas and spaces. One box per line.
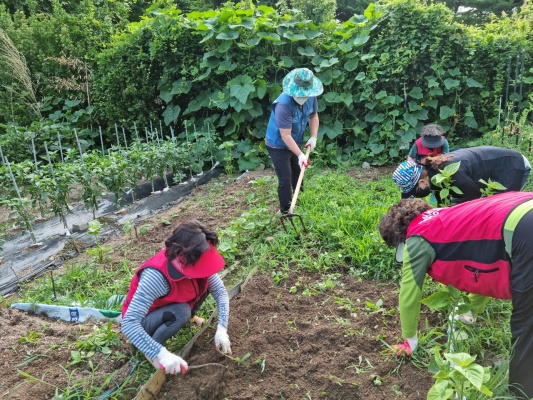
121, 268, 229, 360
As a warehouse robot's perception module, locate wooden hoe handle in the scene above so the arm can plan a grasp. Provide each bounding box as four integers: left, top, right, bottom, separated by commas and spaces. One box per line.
288, 146, 312, 214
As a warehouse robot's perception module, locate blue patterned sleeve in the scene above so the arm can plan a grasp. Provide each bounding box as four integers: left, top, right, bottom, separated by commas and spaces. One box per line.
208, 274, 229, 329
121, 268, 170, 360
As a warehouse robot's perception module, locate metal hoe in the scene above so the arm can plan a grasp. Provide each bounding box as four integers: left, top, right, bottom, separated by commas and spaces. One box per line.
280, 146, 311, 233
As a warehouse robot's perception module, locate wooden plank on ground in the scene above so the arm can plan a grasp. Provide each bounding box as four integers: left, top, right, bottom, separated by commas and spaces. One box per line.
134, 369, 166, 400
133, 267, 257, 399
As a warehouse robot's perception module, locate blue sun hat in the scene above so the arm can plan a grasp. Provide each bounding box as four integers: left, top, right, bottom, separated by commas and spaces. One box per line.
282, 68, 324, 97
392, 161, 422, 195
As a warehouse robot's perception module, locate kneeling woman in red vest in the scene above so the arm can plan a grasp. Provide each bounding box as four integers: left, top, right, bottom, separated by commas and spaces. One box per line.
121, 220, 231, 375
378, 192, 533, 399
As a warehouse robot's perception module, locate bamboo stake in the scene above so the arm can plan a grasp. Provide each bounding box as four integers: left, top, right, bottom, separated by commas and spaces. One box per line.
57, 132, 64, 162
31, 136, 39, 172
122, 126, 128, 150
503, 55, 512, 130
134, 122, 139, 141
208, 123, 214, 169
115, 123, 121, 150
99, 126, 105, 156
193, 124, 202, 176
4, 156, 36, 244
44, 141, 69, 232
73, 129, 84, 160
184, 122, 194, 181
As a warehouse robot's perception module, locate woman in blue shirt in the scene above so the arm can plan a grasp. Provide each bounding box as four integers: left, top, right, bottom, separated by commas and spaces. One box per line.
265, 68, 323, 214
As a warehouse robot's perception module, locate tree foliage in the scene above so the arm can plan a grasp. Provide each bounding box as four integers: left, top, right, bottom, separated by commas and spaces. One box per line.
0, 0, 532, 167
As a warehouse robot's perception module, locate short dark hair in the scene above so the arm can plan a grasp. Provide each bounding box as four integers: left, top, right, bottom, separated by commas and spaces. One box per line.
165, 220, 219, 265
378, 200, 432, 247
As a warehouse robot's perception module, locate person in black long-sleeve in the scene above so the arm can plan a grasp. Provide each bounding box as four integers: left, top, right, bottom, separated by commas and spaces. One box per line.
392, 146, 531, 205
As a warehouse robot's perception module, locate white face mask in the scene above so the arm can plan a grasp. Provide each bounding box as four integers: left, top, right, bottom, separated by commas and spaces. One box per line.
293, 96, 308, 105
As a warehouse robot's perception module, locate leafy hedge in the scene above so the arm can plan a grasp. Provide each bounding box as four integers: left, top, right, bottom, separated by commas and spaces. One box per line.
91, 0, 532, 166
1, 0, 532, 167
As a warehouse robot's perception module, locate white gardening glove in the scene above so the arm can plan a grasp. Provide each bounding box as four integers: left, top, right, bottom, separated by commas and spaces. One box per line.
305, 137, 317, 151
454, 310, 475, 325
214, 325, 232, 355
298, 153, 310, 168
154, 347, 188, 375
392, 334, 418, 356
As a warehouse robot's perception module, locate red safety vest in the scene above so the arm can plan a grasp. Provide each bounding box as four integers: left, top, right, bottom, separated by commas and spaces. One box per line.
415, 137, 444, 156
406, 192, 533, 299
122, 249, 209, 317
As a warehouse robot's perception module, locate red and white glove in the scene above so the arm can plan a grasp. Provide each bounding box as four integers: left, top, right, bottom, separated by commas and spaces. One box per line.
154, 347, 188, 375
392, 335, 418, 356
305, 137, 317, 151
298, 153, 310, 168
214, 325, 232, 354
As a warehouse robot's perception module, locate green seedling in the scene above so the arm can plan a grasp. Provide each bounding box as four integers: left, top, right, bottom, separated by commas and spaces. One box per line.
254, 354, 267, 374
346, 355, 374, 374
76, 322, 120, 353
218, 140, 236, 178
479, 178, 506, 197
287, 320, 298, 331
123, 220, 133, 239
365, 298, 384, 313
219, 351, 251, 366
136, 224, 151, 236
371, 374, 383, 386
430, 161, 463, 206
87, 220, 112, 263
19, 330, 42, 345
427, 348, 493, 399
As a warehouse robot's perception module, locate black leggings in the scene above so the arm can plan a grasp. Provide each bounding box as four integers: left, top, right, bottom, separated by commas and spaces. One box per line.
141, 291, 209, 345
509, 208, 533, 398
267, 145, 302, 213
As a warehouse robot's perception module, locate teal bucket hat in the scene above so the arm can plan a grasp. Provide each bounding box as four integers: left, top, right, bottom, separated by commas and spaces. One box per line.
282, 68, 324, 97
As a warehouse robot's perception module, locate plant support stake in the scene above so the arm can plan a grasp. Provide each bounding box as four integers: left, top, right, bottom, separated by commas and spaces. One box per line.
31, 136, 39, 172
0, 143, 5, 166
208, 123, 214, 168
134, 122, 139, 141
170, 126, 175, 141
57, 132, 64, 162
44, 141, 69, 232
504, 56, 511, 120
193, 124, 202, 176
122, 126, 128, 150
115, 123, 121, 150
99, 126, 105, 156
4, 156, 37, 244
73, 129, 84, 160
511, 54, 519, 121
517, 49, 525, 118
184, 121, 194, 181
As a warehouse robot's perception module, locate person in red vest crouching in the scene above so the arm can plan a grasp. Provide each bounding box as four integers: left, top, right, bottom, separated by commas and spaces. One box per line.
378, 191, 533, 399
407, 124, 450, 163
121, 220, 231, 375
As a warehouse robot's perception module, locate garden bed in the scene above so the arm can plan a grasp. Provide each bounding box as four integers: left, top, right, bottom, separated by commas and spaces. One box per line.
156, 272, 436, 400
1, 166, 448, 399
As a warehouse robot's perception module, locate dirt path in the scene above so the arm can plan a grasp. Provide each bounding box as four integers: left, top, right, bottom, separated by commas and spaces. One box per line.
159, 273, 435, 400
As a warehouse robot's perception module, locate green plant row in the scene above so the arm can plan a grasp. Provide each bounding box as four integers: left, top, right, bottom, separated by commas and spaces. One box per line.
0, 130, 214, 226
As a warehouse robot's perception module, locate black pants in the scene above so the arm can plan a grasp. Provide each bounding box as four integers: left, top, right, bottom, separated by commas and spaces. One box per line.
141, 291, 209, 345
509, 208, 533, 399
267, 146, 302, 213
